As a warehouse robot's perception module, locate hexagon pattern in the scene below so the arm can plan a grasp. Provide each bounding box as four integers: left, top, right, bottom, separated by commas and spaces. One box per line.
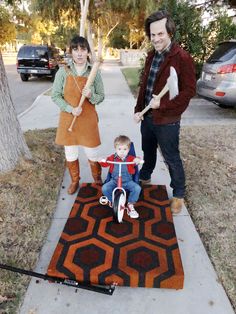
47, 183, 184, 289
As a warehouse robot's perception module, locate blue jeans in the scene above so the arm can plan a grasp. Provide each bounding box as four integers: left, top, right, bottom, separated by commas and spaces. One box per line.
140, 116, 185, 198
102, 163, 141, 203
102, 179, 141, 203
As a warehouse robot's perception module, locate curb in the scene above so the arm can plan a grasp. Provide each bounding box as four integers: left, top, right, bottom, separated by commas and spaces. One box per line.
18, 87, 52, 118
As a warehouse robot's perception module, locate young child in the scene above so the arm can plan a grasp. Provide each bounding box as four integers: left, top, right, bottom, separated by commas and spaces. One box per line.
99, 135, 142, 219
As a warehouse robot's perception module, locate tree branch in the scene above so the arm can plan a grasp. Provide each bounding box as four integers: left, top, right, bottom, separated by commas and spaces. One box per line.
106, 21, 119, 39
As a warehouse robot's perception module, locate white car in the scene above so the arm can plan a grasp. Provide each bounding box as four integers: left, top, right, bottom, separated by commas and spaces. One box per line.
197, 40, 236, 108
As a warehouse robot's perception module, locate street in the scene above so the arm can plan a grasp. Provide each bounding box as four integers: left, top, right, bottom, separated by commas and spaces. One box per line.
3, 54, 52, 115
182, 97, 236, 125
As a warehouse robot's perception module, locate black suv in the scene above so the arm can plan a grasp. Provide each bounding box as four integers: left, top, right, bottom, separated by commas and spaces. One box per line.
17, 45, 60, 81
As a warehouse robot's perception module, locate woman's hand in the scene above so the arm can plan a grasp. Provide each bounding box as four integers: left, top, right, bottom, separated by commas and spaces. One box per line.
82, 87, 92, 99
133, 157, 144, 165
96, 157, 106, 163
72, 106, 82, 116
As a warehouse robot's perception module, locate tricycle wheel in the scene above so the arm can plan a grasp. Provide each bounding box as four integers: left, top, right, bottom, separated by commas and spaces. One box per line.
113, 190, 126, 223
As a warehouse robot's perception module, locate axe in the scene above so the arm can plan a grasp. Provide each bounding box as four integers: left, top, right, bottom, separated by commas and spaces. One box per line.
139, 66, 179, 118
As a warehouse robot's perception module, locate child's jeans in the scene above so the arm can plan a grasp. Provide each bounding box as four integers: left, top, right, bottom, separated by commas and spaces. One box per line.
102, 179, 141, 204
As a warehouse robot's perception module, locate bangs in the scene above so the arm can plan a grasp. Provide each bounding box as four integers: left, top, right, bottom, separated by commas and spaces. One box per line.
70, 36, 90, 52
71, 42, 88, 50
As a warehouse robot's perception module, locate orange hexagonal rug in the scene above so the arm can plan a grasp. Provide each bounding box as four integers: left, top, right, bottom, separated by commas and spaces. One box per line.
47, 183, 184, 289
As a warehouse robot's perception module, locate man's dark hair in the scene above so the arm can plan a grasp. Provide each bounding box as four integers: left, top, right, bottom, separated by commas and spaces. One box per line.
69, 35, 91, 53
145, 10, 176, 39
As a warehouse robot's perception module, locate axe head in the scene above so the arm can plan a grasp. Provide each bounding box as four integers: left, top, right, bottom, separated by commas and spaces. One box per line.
167, 66, 179, 100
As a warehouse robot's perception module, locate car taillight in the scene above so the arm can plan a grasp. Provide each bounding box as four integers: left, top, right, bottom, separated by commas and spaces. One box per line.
48, 59, 53, 69
215, 91, 225, 97
217, 64, 236, 74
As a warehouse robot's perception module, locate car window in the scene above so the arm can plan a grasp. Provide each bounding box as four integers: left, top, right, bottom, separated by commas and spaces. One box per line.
207, 42, 236, 63
18, 46, 35, 58
34, 47, 48, 58
18, 46, 49, 58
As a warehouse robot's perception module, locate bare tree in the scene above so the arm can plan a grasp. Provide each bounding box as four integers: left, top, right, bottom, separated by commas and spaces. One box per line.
0, 53, 32, 172
80, 0, 90, 36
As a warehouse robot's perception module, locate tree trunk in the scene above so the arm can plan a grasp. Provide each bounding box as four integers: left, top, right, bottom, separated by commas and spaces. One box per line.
87, 21, 97, 62
80, 0, 90, 37
0, 52, 32, 173
97, 26, 103, 61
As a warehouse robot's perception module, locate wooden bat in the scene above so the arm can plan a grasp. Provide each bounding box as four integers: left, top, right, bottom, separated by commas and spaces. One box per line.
68, 61, 100, 132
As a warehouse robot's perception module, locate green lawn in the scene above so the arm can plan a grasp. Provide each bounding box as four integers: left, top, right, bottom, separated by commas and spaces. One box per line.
121, 67, 140, 97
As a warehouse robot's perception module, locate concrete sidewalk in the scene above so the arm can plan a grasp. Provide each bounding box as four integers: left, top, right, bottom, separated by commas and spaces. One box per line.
18, 61, 234, 314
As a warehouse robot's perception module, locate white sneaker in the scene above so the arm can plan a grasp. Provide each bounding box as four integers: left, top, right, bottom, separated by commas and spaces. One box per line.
126, 203, 139, 219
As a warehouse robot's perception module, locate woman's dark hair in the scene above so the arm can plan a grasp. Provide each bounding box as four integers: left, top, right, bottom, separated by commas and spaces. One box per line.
145, 10, 176, 39
69, 35, 91, 54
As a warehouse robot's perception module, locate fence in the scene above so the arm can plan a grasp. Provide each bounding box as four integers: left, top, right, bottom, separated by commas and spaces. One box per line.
120, 49, 146, 66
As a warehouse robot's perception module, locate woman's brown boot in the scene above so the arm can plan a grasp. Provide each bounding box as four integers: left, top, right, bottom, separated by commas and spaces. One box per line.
67, 160, 80, 194
88, 160, 102, 185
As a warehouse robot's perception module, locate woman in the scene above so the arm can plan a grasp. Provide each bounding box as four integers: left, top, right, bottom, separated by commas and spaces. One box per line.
52, 35, 105, 194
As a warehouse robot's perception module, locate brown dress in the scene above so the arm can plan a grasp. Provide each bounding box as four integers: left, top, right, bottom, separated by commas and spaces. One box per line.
55, 75, 101, 147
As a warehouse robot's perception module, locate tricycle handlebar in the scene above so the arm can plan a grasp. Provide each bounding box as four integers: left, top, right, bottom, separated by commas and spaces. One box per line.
106, 160, 144, 165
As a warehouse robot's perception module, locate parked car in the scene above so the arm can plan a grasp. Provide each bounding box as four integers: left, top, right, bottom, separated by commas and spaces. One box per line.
17, 45, 60, 82
197, 40, 236, 107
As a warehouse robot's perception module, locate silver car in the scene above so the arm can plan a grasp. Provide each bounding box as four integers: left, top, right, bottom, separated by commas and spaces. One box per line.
197, 40, 236, 107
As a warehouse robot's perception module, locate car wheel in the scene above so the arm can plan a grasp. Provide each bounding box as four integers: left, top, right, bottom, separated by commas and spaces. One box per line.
20, 73, 29, 81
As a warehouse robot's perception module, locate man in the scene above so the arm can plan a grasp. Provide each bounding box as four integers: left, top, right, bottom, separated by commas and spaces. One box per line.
134, 10, 196, 214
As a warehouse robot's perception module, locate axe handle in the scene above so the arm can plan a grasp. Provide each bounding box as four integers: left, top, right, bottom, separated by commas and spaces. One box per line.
139, 83, 169, 118
139, 104, 152, 117
68, 61, 100, 132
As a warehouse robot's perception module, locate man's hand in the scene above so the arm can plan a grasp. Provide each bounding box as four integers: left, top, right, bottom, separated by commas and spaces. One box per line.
134, 112, 143, 123
72, 106, 82, 116
149, 94, 160, 109
82, 86, 92, 99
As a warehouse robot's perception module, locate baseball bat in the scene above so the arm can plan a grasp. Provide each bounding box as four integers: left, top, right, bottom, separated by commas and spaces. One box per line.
68, 61, 100, 132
